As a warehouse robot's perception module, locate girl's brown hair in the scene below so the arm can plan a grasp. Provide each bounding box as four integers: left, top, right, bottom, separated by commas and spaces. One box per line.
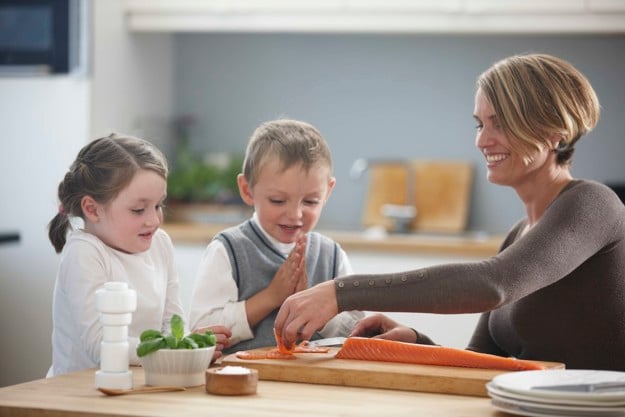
48, 133, 168, 253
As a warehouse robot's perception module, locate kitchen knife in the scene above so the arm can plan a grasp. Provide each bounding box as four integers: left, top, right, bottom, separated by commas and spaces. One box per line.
531, 381, 625, 393
307, 337, 347, 347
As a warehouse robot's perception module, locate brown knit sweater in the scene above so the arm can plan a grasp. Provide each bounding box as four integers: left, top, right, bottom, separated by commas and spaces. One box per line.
336, 180, 625, 370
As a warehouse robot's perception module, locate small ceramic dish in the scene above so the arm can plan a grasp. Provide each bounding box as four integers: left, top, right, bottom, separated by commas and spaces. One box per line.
205, 366, 259, 395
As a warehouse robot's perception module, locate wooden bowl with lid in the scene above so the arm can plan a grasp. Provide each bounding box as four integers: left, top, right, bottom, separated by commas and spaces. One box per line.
205, 366, 259, 395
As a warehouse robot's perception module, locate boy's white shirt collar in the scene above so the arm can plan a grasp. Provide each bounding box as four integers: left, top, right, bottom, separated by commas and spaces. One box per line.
251, 212, 297, 256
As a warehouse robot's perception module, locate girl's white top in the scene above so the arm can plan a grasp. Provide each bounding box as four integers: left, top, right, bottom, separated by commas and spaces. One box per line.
189, 213, 363, 347
47, 228, 186, 377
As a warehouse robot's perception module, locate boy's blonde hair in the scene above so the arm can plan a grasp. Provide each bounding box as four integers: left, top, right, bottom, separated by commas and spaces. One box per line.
242, 119, 333, 187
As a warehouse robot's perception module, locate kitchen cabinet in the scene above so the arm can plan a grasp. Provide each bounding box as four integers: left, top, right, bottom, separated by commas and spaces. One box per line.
125, 0, 625, 33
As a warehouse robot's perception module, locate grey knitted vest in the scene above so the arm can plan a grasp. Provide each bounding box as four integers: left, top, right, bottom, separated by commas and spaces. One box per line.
216, 220, 339, 353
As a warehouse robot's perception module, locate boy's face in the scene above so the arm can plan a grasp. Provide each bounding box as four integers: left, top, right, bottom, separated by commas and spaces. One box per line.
238, 158, 335, 244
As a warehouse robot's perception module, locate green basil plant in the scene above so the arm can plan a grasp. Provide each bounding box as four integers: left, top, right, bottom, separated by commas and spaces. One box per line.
136, 314, 217, 357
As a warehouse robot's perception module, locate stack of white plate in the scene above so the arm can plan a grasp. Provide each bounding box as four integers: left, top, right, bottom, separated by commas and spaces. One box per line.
487, 370, 625, 417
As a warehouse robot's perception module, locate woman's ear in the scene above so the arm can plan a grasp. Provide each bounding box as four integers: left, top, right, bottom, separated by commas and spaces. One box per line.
81, 195, 100, 223
549, 133, 565, 150
237, 174, 254, 206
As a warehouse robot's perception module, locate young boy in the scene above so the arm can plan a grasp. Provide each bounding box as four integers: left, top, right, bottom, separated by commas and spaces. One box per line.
189, 119, 363, 353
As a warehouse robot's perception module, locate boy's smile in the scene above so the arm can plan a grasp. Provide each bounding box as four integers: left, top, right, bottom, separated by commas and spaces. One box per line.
238, 158, 335, 244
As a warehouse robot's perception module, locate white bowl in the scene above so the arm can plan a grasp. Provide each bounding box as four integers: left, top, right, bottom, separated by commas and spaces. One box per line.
139, 346, 215, 387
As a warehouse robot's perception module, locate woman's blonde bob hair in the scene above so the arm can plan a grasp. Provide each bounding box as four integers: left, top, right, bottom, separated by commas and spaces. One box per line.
477, 53, 600, 166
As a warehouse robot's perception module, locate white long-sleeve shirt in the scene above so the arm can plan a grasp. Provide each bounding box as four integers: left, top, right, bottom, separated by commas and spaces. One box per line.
189, 214, 363, 347
47, 228, 186, 377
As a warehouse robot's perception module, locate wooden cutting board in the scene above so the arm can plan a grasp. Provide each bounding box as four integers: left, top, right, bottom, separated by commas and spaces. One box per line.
362, 160, 474, 233
222, 347, 564, 397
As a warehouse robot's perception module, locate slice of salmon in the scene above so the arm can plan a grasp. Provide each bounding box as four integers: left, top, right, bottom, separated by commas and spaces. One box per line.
273, 328, 296, 354
235, 341, 331, 360
335, 337, 545, 371
235, 350, 272, 360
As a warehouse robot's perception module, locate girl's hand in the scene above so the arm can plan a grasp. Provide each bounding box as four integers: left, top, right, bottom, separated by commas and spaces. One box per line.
350, 314, 418, 343
194, 325, 232, 361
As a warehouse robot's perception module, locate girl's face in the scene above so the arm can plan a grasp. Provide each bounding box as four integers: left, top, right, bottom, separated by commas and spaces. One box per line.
238, 158, 335, 244
84, 169, 167, 254
473, 89, 551, 187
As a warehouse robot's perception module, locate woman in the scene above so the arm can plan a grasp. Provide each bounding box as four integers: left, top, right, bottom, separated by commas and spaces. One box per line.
275, 53, 625, 370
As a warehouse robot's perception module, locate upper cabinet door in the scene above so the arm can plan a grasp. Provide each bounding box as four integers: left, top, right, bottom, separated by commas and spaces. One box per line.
124, 0, 625, 33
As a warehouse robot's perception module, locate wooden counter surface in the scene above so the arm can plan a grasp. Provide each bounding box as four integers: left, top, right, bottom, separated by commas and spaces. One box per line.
0, 367, 503, 417
163, 222, 503, 258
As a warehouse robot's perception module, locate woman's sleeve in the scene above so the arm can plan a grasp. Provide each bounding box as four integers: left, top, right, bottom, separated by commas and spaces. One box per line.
188, 240, 253, 346
319, 246, 365, 338
336, 182, 621, 315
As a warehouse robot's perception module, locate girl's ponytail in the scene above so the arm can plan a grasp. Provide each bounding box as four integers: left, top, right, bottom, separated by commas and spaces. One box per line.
48, 210, 71, 254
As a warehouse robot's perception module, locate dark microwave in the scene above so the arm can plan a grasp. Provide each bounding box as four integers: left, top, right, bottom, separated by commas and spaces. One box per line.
0, 0, 79, 74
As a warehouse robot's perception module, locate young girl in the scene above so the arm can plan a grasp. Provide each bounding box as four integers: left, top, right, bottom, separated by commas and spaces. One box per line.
47, 133, 230, 377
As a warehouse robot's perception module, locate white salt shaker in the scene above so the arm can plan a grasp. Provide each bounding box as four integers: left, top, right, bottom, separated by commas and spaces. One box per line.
94, 281, 137, 389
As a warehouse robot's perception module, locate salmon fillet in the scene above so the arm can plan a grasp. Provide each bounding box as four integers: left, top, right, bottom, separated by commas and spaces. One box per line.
335, 337, 545, 371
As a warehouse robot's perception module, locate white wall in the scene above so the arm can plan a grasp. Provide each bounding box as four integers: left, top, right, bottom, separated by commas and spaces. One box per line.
0, 76, 90, 386
91, 0, 174, 157
0, 0, 174, 387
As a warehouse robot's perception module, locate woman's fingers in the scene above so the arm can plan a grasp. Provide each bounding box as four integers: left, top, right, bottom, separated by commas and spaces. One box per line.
275, 281, 338, 346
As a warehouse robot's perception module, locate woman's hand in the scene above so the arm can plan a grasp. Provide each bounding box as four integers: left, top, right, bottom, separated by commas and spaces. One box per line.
274, 280, 338, 346
350, 314, 418, 343
194, 325, 232, 361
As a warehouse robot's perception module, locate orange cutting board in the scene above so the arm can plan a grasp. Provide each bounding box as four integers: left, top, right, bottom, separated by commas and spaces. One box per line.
221, 347, 564, 397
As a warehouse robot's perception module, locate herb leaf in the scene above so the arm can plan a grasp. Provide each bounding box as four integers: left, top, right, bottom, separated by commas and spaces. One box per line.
140, 329, 163, 342
136, 337, 166, 357
171, 314, 184, 342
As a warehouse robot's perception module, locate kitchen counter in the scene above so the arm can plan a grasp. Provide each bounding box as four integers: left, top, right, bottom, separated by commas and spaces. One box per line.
163, 222, 503, 258
0, 367, 500, 417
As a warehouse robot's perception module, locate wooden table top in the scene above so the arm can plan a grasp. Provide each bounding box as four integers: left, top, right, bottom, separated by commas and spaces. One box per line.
0, 367, 505, 417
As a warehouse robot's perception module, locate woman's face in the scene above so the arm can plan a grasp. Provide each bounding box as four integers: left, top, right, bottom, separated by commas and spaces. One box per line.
473, 89, 551, 187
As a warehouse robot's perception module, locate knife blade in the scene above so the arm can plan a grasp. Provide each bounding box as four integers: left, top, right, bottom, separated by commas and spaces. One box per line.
307, 337, 347, 347
531, 381, 625, 393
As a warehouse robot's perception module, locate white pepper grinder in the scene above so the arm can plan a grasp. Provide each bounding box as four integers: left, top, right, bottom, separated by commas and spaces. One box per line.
94, 281, 137, 389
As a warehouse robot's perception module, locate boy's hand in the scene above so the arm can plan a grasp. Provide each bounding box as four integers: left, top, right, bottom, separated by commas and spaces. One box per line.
294, 257, 308, 293
266, 234, 307, 307
294, 236, 308, 293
